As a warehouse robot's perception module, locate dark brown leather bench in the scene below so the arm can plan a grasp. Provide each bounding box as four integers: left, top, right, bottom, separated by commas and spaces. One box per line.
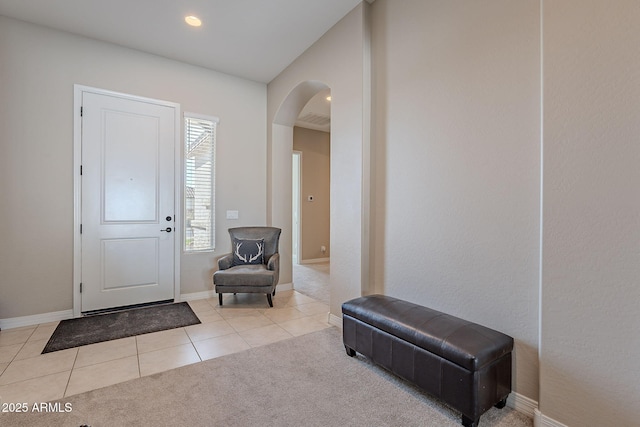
342, 295, 513, 427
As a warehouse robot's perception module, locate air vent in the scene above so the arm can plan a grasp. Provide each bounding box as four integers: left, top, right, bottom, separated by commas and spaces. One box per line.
297, 113, 330, 126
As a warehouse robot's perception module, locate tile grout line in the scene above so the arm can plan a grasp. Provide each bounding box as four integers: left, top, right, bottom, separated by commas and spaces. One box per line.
135, 334, 142, 380
62, 346, 79, 399
186, 327, 204, 362
0, 326, 39, 371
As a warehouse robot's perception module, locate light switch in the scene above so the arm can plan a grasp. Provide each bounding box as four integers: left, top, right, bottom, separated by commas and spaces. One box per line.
226, 210, 239, 220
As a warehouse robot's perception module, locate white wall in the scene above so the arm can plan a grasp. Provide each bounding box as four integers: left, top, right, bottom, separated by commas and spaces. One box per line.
541, 0, 640, 424
4, 2, 639, 423
370, 0, 541, 401
267, 3, 370, 315
0, 16, 266, 319
293, 127, 331, 261
371, 0, 640, 424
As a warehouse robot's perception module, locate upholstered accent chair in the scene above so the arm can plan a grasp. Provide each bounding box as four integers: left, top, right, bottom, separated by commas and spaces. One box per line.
213, 227, 281, 307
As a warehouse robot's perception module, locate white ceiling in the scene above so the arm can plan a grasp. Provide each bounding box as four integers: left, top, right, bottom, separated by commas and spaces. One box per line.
295, 88, 331, 132
0, 0, 363, 83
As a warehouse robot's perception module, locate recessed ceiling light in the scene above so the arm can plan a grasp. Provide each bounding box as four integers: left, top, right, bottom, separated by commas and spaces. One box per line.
185, 15, 202, 27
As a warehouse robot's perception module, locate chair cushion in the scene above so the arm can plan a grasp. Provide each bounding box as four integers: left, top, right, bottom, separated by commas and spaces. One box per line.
232, 238, 264, 266
214, 264, 275, 288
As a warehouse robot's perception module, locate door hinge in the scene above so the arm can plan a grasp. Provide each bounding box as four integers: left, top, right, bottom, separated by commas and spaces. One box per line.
80, 283, 83, 293
80, 165, 83, 175
80, 224, 83, 234
80, 106, 83, 117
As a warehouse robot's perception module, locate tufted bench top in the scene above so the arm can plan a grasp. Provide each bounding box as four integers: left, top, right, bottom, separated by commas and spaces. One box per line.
342, 294, 513, 371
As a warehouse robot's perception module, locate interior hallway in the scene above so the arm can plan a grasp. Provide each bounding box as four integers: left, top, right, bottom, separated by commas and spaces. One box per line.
293, 261, 329, 305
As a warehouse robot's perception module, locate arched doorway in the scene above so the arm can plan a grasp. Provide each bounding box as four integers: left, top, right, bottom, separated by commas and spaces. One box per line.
269, 72, 369, 325
270, 80, 331, 302
291, 89, 331, 303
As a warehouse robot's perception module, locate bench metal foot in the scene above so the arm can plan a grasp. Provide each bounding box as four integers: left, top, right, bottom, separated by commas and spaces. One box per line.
345, 346, 356, 357
218, 293, 223, 306
266, 293, 273, 307
495, 397, 507, 409
461, 415, 479, 427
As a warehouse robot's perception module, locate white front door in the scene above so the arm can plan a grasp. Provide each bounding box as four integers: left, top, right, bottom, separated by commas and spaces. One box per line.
80, 90, 177, 312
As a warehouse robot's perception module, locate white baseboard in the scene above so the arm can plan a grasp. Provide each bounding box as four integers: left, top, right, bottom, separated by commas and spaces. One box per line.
2, 292, 238, 328
277, 282, 293, 292
534, 409, 568, 427
179, 290, 216, 301
300, 257, 330, 264
0, 309, 74, 330
507, 392, 538, 418
180, 283, 294, 302
0, 286, 300, 328
328, 312, 342, 328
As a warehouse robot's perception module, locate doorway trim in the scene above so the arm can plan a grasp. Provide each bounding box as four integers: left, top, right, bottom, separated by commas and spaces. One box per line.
72, 85, 182, 317
292, 150, 302, 264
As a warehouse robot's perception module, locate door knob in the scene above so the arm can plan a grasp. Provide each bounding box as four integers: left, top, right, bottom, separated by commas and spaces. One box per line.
161, 227, 172, 232
166, 216, 172, 221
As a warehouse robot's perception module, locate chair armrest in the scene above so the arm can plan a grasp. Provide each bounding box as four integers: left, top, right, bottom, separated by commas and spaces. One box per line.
267, 253, 279, 271
217, 254, 233, 270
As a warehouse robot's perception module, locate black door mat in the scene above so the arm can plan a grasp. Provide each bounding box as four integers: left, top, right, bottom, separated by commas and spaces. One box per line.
42, 302, 201, 354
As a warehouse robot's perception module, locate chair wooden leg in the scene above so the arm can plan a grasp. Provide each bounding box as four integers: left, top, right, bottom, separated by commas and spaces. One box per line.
218, 293, 223, 306
266, 293, 273, 307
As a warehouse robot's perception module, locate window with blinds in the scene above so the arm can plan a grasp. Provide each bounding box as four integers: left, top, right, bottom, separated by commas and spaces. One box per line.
184, 113, 218, 252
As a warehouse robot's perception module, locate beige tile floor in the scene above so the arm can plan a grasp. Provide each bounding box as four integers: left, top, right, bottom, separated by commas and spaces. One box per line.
0, 290, 331, 405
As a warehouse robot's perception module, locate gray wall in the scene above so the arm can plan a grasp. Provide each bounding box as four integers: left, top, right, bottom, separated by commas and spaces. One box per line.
3, 1, 640, 424
541, 0, 640, 425
0, 16, 267, 319
293, 127, 331, 261
268, 3, 370, 315
369, 0, 640, 425
371, 0, 541, 401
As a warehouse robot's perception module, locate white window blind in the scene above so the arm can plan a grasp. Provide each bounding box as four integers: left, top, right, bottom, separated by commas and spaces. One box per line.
184, 113, 218, 252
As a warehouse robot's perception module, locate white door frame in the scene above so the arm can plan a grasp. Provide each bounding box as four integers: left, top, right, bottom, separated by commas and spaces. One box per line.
292, 150, 302, 264
72, 85, 182, 317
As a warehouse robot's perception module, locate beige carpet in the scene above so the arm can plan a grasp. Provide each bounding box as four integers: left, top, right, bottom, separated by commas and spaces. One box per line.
2, 328, 532, 427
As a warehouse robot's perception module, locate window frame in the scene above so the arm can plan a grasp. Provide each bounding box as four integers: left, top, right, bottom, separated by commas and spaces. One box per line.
183, 112, 219, 253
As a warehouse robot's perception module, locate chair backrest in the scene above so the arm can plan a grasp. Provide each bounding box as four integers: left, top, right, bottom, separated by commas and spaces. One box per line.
228, 227, 281, 264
